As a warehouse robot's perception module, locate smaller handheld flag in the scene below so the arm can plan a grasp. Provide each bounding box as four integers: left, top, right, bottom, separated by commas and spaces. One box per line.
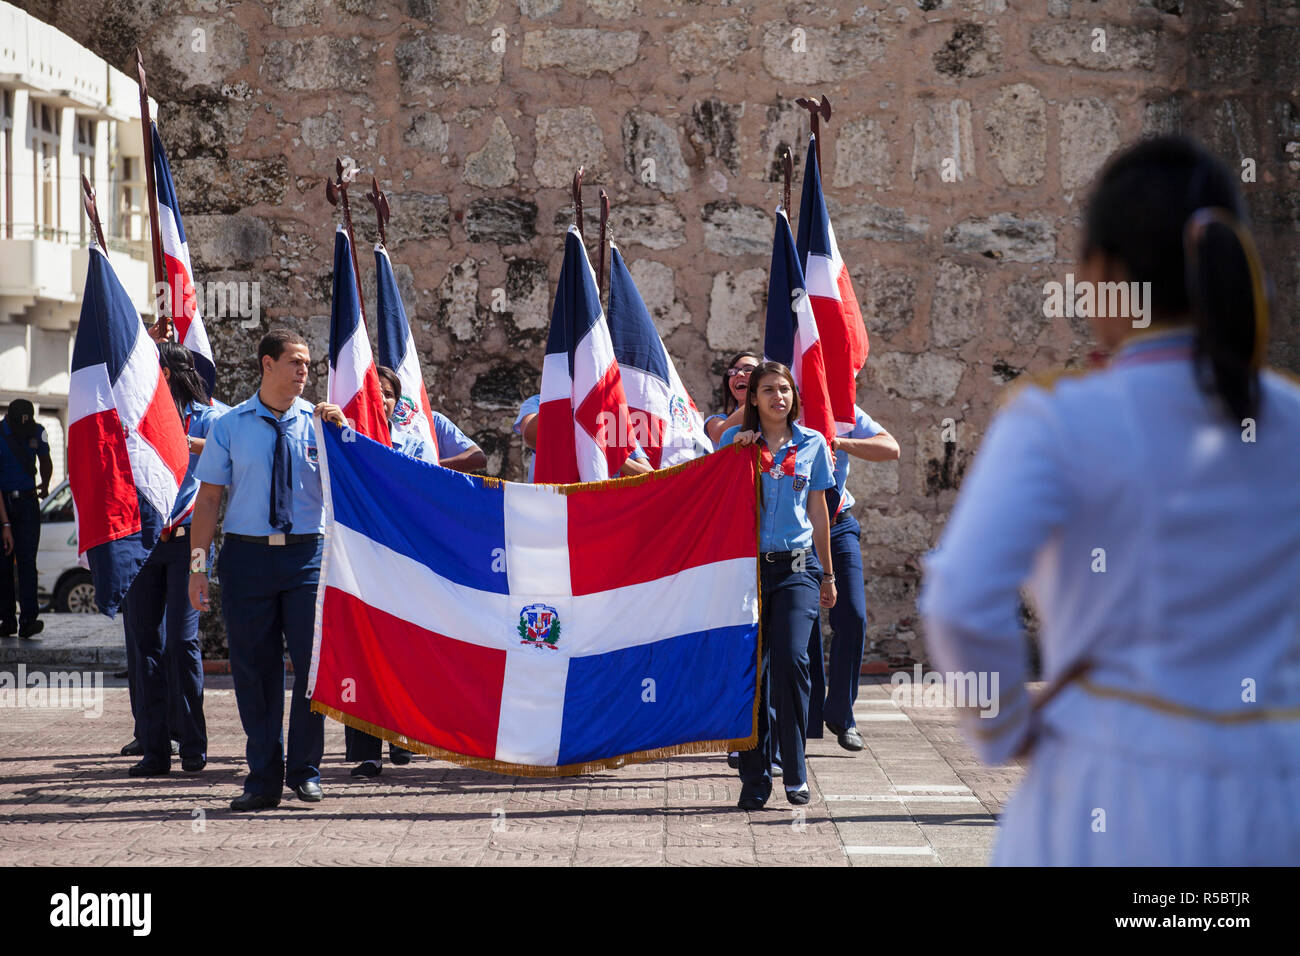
151, 122, 215, 398
374, 245, 438, 464
764, 208, 835, 443
327, 226, 390, 445
535, 225, 636, 483
68, 247, 189, 616
795, 133, 869, 434
606, 245, 711, 468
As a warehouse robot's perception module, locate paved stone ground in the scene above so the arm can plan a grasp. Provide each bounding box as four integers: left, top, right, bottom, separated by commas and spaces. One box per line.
0, 675, 1020, 866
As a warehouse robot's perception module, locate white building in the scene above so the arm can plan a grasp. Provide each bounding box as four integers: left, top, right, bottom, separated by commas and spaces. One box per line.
0, 1, 156, 484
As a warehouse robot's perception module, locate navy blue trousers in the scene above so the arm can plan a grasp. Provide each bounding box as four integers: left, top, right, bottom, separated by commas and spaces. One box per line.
820, 513, 868, 731
218, 537, 324, 796
739, 551, 822, 794
0, 496, 40, 629
122, 535, 207, 763
345, 726, 410, 763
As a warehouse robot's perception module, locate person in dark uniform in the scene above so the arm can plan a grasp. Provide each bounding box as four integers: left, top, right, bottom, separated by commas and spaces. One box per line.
719, 362, 836, 810
0, 400, 53, 639
119, 343, 224, 777
187, 329, 345, 811
819, 406, 900, 751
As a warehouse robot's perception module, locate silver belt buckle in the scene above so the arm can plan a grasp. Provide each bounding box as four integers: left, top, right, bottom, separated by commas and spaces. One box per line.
267, 533, 286, 546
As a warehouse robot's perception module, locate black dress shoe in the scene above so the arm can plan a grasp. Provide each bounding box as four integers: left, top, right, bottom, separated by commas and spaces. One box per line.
726, 751, 740, 770
826, 720, 866, 752
786, 787, 811, 806
128, 760, 170, 777
389, 746, 413, 766
120, 738, 143, 756
231, 792, 281, 812
294, 780, 323, 802
0, 623, 16, 638
18, 619, 43, 638
350, 761, 381, 778
181, 758, 206, 773
737, 785, 770, 811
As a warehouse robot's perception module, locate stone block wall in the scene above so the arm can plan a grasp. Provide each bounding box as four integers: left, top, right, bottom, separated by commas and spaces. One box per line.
18, 0, 1300, 664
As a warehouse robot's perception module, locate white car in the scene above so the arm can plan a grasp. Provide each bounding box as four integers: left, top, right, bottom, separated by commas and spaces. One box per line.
36, 480, 98, 613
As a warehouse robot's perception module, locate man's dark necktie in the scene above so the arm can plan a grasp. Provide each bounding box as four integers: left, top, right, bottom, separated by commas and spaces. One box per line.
267, 415, 293, 533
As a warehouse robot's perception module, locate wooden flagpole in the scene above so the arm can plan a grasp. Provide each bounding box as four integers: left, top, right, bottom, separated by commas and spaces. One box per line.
136, 48, 170, 340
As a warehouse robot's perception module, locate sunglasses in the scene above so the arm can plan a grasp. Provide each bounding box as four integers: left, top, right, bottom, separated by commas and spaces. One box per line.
727, 366, 757, 378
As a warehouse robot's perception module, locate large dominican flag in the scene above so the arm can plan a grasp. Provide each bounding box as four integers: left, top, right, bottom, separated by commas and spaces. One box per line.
374, 244, 438, 464
68, 246, 189, 616
764, 208, 835, 443
606, 245, 711, 469
151, 122, 215, 399
795, 134, 869, 434
327, 227, 390, 444
308, 420, 760, 774
534, 225, 636, 483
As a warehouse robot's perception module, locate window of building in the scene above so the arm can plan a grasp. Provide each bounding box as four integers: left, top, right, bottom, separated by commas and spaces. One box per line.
1, 90, 12, 238
29, 101, 61, 241
74, 117, 96, 245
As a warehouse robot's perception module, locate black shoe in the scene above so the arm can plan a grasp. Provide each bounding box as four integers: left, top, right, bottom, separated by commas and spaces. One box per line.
737, 785, 770, 811
231, 792, 280, 812
170, 739, 180, 755
726, 751, 740, 769
128, 760, 170, 778
350, 761, 381, 778
389, 747, 412, 766
181, 758, 206, 773
18, 620, 42, 639
120, 738, 143, 757
826, 721, 865, 752
0, 623, 15, 638
294, 780, 323, 802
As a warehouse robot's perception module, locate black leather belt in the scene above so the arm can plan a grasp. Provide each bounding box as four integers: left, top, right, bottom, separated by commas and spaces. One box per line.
762, 548, 810, 563
225, 532, 323, 546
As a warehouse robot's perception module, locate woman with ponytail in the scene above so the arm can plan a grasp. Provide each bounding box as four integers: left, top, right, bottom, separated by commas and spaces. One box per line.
920, 135, 1300, 865
119, 343, 226, 777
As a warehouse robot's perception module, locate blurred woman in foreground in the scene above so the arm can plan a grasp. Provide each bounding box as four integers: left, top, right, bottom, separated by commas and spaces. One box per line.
920, 135, 1300, 865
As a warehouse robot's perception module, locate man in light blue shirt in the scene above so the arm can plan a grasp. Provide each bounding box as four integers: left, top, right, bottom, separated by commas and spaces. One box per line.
187, 329, 346, 812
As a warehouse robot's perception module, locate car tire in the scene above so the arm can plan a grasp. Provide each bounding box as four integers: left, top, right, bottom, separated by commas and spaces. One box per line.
53, 571, 98, 614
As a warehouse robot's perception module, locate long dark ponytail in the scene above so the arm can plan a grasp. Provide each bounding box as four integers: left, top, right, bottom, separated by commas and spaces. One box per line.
1083, 135, 1268, 423
158, 341, 210, 416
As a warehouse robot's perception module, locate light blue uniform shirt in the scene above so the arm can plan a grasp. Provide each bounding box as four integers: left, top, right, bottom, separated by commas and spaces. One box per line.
194, 393, 324, 535
172, 398, 229, 525
720, 422, 835, 552
832, 405, 884, 514
513, 392, 647, 483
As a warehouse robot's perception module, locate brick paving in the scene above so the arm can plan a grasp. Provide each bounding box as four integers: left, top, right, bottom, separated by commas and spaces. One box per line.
0, 673, 1020, 866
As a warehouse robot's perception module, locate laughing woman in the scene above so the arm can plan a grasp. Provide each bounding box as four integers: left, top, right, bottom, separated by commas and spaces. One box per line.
720, 362, 836, 810
704, 351, 760, 447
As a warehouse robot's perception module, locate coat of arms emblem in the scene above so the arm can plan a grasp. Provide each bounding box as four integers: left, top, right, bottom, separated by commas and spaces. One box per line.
392, 395, 418, 427
518, 603, 561, 649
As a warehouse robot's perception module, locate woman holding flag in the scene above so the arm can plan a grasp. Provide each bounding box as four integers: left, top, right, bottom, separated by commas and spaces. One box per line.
720, 361, 836, 810
119, 342, 223, 777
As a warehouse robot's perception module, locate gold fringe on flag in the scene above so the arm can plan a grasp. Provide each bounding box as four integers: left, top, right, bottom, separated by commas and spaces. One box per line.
311, 700, 760, 778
